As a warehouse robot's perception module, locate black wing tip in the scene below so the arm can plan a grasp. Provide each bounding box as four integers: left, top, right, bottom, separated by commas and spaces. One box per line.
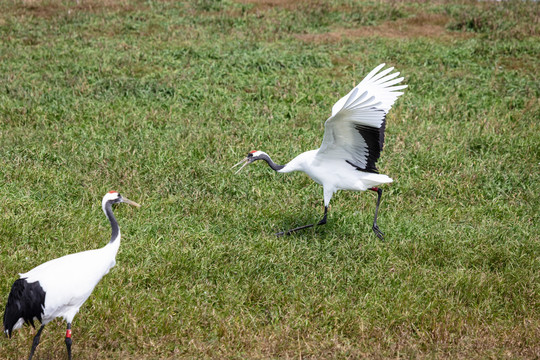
345, 160, 379, 174
380, 114, 387, 151
353, 114, 387, 172
3, 278, 45, 336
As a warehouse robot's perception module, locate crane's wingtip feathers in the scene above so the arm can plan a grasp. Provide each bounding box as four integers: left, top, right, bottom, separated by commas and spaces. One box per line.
392, 85, 408, 91
3, 278, 45, 337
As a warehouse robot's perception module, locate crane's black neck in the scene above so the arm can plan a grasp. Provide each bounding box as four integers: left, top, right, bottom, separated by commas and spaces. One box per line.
258, 153, 285, 171
104, 202, 120, 244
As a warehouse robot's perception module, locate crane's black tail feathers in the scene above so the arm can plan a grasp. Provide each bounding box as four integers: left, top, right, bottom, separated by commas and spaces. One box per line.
3, 278, 45, 338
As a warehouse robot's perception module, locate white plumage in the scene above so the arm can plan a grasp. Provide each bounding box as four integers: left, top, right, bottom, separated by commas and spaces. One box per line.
19, 240, 118, 327
3, 191, 140, 360
234, 64, 406, 238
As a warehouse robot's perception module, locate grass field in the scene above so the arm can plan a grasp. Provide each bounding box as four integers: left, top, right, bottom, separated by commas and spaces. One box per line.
0, 0, 539, 358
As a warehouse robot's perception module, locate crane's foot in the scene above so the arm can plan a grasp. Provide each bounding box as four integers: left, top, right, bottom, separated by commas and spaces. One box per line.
372, 224, 384, 240
275, 206, 328, 237
369, 187, 385, 240
275, 223, 315, 237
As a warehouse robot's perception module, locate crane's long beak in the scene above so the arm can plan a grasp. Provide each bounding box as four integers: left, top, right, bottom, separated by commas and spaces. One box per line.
232, 157, 251, 174
121, 197, 141, 207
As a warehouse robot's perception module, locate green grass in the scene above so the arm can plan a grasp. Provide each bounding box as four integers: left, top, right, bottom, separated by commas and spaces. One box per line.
0, 0, 539, 358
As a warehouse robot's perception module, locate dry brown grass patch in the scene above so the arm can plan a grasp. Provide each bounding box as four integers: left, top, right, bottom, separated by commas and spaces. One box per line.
295, 13, 475, 44
236, 0, 313, 12
6, 0, 138, 19
499, 56, 538, 75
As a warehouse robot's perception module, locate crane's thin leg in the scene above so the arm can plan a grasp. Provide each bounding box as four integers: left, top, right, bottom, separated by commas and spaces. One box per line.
370, 187, 384, 240
28, 325, 45, 360
318, 205, 328, 226
276, 206, 328, 237
65, 323, 72, 360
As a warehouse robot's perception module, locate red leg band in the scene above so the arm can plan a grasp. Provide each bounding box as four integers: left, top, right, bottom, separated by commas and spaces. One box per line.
66, 329, 72, 338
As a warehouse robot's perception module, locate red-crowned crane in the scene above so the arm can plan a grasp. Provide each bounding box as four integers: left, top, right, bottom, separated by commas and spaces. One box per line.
3, 191, 140, 360
233, 64, 406, 238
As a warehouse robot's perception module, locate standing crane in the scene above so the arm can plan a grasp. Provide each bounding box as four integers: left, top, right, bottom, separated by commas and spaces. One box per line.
233, 64, 406, 239
3, 191, 140, 360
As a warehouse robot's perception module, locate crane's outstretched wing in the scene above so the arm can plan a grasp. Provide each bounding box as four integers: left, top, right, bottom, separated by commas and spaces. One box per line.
316, 64, 406, 173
